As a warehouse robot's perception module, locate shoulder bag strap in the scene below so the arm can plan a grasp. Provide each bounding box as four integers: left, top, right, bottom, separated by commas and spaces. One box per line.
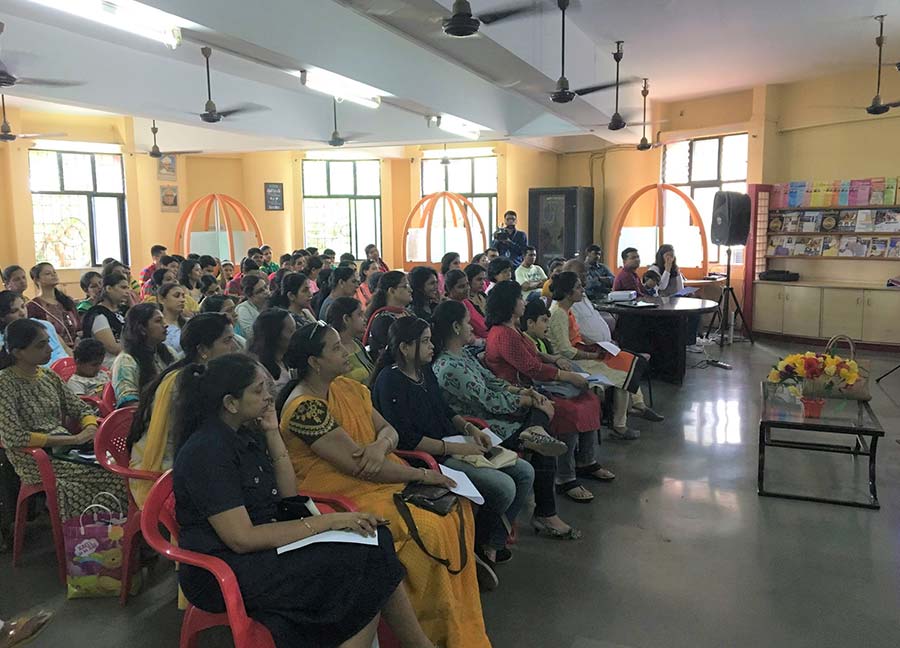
393, 493, 467, 575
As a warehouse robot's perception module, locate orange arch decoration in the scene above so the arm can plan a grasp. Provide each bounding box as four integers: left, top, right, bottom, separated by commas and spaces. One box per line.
609, 183, 709, 279
173, 193, 263, 261
400, 191, 488, 270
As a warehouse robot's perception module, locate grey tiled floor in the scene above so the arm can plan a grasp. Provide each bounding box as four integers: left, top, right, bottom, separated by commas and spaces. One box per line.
3, 339, 899, 647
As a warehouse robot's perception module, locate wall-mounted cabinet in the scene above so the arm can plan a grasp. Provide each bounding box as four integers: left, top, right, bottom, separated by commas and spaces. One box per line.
753, 283, 900, 344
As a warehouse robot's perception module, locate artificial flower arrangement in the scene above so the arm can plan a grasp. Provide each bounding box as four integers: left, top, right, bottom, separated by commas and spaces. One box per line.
767, 352, 860, 415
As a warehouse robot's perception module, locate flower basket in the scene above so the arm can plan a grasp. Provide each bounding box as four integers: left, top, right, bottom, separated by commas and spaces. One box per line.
766, 351, 861, 405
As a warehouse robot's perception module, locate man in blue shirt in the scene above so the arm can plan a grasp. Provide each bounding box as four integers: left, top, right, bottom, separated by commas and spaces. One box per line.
583, 244, 616, 300
491, 210, 528, 266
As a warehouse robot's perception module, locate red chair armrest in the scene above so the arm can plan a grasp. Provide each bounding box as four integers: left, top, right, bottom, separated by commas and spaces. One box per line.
394, 450, 439, 471
462, 416, 489, 429
299, 491, 358, 512
20, 447, 58, 487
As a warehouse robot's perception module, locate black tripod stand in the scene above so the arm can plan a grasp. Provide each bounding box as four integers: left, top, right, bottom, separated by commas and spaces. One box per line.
705, 247, 754, 348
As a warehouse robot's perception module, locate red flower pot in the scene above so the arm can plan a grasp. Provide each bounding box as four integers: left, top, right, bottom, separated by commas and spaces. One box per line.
800, 397, 826, 418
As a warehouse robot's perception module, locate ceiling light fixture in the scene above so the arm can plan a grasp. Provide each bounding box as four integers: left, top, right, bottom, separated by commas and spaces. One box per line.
32, 139, 122, 153
426, 113, 484, 140
295, 69, 387, 110
28, 0, 183, 49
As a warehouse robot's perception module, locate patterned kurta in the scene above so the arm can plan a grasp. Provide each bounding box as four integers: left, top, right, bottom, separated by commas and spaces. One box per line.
431, 351, 523, 439
0, 367, 126, 519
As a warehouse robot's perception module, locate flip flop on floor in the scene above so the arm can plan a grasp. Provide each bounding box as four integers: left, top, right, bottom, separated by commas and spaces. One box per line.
576, 463, 616, 481
555, 480, 594, 502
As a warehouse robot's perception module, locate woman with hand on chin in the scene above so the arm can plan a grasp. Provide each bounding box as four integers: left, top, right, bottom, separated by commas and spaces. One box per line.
324, 297, 374, 385
278, 322, 490, 648
172, 353, 434, 648
0, 319, 125, 520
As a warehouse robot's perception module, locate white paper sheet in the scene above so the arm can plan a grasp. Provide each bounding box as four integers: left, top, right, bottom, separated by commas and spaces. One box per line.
442, 428, 503, 448
277, 529, 379, 555
438, 465, 485, 505
598, 341, 620, 356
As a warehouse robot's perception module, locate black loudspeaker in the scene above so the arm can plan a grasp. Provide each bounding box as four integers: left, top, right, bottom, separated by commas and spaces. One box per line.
528, 187, 594, 268
711, 191, 751, 246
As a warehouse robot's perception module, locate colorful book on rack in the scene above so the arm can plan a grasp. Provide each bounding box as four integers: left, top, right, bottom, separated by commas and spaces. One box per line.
855, 209, 876, 232
767, 236, 788, 256
770, 183, 787, 210
868, 237, 889, 257
821, 236, 840, 257
837, 210, 858, 231
869, 177, 886, 205
799, 212, 821, 232
802, 181, 814, 207
855, 237, 873, 256
768, 215, 784, 232
874, 209, 900, 232
782, 212, 801, 232
830, 180, 843, 207
823, 182, 835, 207
791, 237, 807, 256
888, 237, 900, 258
884, 177, 898, 205
838, 237, 858, 257
819, 211, 839, 232
837, 180, 851, 206
802, 237, 824, 256
788, 181, 807, 208
809, 181, 828, 207
849, 179, 871, 206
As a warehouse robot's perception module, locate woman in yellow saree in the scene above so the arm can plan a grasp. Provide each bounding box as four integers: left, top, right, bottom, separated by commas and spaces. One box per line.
278, 321, 491, 648
127, 313, 240, 507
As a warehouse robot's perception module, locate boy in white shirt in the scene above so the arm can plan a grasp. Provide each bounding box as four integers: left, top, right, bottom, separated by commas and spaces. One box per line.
67, 338, 111, 397
514, 246, 548, 300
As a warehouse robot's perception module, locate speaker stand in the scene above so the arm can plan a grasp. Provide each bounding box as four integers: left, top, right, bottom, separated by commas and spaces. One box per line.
705, 247, 754, 349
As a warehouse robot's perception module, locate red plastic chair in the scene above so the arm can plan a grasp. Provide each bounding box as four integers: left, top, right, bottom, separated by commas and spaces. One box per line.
101, 383, 117, 417
142, 471, 399, 648
50, 357, 76, 381
0, 442, 67, 584
394, 450, 440, 471
93, 405, 153, 605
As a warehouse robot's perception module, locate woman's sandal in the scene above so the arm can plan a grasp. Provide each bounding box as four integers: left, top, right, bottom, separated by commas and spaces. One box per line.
576, 463, 616, 481
518, 426, 567, 457
555, 480, 594, 502
531, 516, 583, 540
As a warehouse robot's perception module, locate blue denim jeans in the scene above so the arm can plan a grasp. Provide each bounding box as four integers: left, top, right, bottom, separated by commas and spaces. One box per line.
441, 457, 535, 549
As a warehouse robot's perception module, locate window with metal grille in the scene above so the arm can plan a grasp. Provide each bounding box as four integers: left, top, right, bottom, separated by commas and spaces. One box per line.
302, 159, 381, 259
661, 133, 748, 264
28, 149, 129, 268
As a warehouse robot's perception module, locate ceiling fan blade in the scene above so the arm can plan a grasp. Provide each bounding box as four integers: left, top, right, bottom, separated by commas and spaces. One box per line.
13, 77, 83, 88
18, 132, 67, 139
341, 132, 371, 142
477, 3, 541, 25
162, 150, 204, 155
882, 99, 900, 109
216, 103, 270, 118
573, 76, 640, 97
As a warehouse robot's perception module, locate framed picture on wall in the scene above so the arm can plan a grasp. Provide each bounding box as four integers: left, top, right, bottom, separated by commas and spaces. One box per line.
265, 182, 284, 211
158, 154, 177, 180
160, 185, 179, 212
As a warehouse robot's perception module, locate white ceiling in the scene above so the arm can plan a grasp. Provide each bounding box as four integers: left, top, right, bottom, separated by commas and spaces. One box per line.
0, 0, 898, 153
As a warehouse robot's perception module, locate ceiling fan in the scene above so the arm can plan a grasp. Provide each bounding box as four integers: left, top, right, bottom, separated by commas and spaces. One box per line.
198, 46, 268, 123
325, 98, 367, 147
0, 22, 82, 89
548, 1, 636, 112
636, 79, 663, 150
135, 120, 202, 158
441, 0, 545, 38
865, 15, 900, 115
0, 94, 66, 142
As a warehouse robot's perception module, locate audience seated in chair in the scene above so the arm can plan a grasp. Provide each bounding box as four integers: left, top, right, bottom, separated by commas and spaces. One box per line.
66, 338, 111, 397
363, 271, 412, 364
324, 297, 374, 385
111, 303, 176, 408
249, 308, 296, 398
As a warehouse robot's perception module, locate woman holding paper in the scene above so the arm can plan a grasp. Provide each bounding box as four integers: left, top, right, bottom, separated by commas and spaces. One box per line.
278, 322, 491, 648
370, 315, 536, 586
546, 272, 660, 441
172, 353, 435, 648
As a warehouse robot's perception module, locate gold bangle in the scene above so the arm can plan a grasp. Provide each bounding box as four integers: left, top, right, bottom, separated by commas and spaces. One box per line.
302, 519, 314, 532
420, 467, 428, 482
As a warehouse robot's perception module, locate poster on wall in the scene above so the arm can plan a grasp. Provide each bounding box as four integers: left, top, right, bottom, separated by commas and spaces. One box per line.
160, 185, 179, 212
265, 182, 284, 211
157, 155, 177, 180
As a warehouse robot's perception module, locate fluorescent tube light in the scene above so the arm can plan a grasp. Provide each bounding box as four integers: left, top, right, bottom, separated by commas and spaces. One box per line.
423, 147, 494, 159
433, 114, 486, 140
295, 69, 388, 110
32, 139, 122, 153
28, 0, 183, 49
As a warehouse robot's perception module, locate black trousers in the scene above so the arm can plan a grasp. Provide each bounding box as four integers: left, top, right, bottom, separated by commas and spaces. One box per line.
500, 409, 557, 518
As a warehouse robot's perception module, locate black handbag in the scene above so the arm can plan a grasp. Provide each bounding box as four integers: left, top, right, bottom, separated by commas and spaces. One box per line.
393, 484, 467, 574
275, 495, 317, 522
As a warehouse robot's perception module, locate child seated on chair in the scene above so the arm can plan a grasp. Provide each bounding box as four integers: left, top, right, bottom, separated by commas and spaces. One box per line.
67, 338, 111, 397
642, 269, 661, 297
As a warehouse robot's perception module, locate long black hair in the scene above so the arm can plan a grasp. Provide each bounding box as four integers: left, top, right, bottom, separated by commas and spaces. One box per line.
431, 300, 467, 356
127, 313, 232, 450
249, 308, 292, 380
158, 282, 187, 328
269, 272, 309, 310
121, 303, 175, 393
359, 259, 375, 283
172, 353, 261, 454
484, 280, 522, 328
0, 318, 45, 370
549, 271, 579, 302
440, 252, 460, 276
369, 316, 430, 389
408, 266, 437, 310
364, 270, 406, 321
276, 322, 333, 413
29, 262, 76, 312
654, 244, 679, 276
324, 297, 361, 333
443, 269, 467, 297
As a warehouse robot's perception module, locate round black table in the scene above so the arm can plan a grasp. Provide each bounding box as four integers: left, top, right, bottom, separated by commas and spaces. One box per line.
596, 296, 720, 384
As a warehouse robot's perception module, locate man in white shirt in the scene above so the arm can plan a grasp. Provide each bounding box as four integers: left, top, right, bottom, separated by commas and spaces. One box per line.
514, 246, 548, 300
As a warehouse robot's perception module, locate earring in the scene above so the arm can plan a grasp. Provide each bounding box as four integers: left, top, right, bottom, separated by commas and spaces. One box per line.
201, 353, 208, 361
